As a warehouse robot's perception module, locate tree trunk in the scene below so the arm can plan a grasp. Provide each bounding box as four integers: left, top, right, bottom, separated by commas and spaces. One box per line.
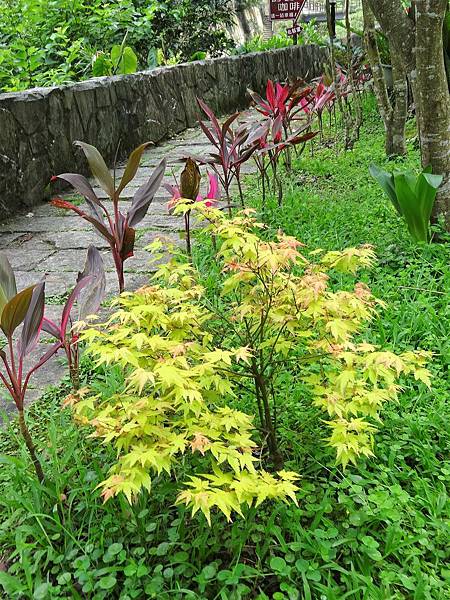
363, 0, 391, 122
363, 0, 407, 156
368, 0, 450, 229
344, 0, 363, 149
386, 51, 408, 156
415, 0, 450, 227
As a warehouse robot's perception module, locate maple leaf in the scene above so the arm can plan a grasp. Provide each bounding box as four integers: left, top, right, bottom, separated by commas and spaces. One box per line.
171, 343, 188, 357
235, 346, 252, 364
190, 433, 211, 455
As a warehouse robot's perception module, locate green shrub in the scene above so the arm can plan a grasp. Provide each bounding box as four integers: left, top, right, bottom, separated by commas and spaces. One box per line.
73, 207, 430, 522
0, 0, 236, 91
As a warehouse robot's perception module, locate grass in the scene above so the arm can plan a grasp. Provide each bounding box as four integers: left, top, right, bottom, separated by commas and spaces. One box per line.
0, 101, 449, 599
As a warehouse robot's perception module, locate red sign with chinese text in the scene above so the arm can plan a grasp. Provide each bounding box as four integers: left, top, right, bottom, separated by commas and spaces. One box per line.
270, 0, 307, 21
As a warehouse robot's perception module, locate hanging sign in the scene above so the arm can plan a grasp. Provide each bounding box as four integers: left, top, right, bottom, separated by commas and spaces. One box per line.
270, 0, 307, 21
287, 23, 303, 36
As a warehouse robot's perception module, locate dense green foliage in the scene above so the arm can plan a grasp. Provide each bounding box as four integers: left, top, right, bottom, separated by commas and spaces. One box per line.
233, 21, 327, 55
0, 0, 235, 91
0, 104, 448, 599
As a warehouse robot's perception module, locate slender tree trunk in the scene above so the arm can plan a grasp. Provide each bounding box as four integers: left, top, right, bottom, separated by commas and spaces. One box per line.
326, 0, 360, 150
236, 175, 245, 209
386, 51, 408, 156
363, 0, 392, 122
345, 0, 363, 149
254, 372, 283, 470
415, 0, 450, 226
363, 0, 407, 156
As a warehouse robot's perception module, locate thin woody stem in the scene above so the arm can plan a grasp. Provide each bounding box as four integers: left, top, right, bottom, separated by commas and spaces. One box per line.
18, 409, 45, 483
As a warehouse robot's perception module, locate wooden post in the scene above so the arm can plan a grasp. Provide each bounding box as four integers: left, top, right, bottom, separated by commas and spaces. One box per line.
330, 0, 336, 39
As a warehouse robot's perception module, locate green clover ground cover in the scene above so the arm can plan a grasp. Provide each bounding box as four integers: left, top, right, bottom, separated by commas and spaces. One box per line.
0, 106, 449, 599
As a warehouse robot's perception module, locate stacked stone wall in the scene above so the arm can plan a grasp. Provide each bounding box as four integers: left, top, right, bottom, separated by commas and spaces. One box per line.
0, 45, 327, 219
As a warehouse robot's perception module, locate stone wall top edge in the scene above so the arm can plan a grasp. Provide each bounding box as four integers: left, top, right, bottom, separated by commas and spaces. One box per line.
0, 45, 326, 103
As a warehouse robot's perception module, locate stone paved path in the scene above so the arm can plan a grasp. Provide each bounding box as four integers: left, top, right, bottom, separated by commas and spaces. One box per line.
0, 111, 257, 421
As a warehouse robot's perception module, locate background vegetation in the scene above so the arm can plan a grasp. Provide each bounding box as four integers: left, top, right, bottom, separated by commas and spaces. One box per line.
0, 0, 237, 91
1, 101, 448, 599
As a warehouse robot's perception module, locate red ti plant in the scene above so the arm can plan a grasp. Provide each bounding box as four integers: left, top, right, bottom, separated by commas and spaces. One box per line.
248, 79, 313, 132
248, 79, 313, 171
300, 72, 352, 141
247, 114, 317, 207
300, 78, 337, 139
195, 98, 259, 209
51, 142, 166, 293
166, 158, 220, 258
42, 246, 105, 391
0, 254, 61, 482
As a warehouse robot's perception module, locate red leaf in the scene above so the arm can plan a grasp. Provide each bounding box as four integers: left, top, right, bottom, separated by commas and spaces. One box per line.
120, 226, 136, 262
117, 142, 152, 196
61, 276, 93, 337
1, 286, 35, 338
266, 80, 276, 108
19, 282, 45, 357
196, 98, 222, 137
127, 159, 166, 227
41, 317, 61, 339
74, 141, 115, 199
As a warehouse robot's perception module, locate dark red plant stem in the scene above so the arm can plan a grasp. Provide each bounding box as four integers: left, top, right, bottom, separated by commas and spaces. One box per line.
111, 244, 125, 293
18, 409, 45, 483
8, 336, 16, 380
22, 341, 63, 398
117, 261, 125, 294
113, 192, 120, 224
2, 351, 20, 398
104, 210, 115, 238
0, 370, 15, 398
236, 175, 245, 209
18, 352, 24, 388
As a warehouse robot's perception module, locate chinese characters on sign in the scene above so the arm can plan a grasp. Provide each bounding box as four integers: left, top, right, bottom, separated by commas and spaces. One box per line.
287, 24, 303, 36
270, 0, 307, 20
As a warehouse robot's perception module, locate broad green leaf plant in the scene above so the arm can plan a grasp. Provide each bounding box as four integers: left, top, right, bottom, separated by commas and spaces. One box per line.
92, 33, 138, 77
369, 164, 443, 242
73, 207, 431, 523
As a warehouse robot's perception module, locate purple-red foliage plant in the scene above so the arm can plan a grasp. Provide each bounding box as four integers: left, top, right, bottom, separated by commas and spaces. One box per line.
0, 247, 104, 482
247, 80, 318, 207
195, 98, 259, 210
42, 246, 105, 391
51, 142, 166, 293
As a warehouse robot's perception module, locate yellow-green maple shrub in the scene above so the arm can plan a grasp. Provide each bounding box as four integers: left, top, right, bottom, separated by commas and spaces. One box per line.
73, 266, 299, 523
171, 203, 431, 468
73, 206, 431, 522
